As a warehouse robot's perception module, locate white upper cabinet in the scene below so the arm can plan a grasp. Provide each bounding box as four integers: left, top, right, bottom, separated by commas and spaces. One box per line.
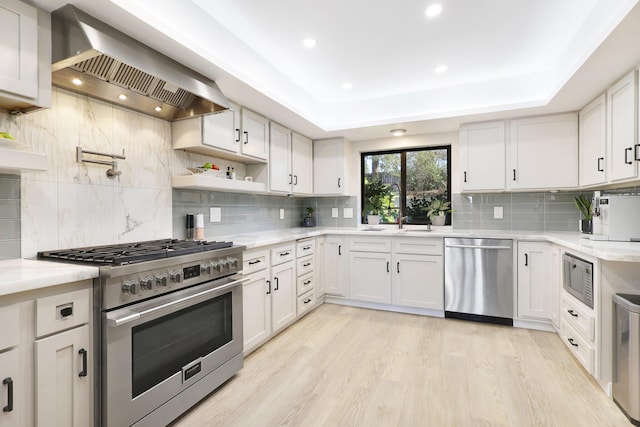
314, 138, 350, 195
291, 132, 313, 195
607, 70, 638, 182
579, 94, 607, 187
269, 122, 292, 193
240, 109, 269, 161
0, 0, 51, 112
508, 113, 578, 190
459, 121, 506, 192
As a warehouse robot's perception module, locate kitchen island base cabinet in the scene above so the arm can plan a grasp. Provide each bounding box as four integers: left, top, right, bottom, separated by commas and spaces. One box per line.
35, 325, 90, 427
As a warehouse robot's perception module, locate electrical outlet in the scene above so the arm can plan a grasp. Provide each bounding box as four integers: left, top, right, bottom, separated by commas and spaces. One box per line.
343, 207, 353, 218
280, 208, 285, 220
494, 206, 504, 219
331, 208, 338, 218
209, 207, 221, 222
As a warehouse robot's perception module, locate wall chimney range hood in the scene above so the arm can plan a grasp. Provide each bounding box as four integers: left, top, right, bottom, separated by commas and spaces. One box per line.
51, 4, 229, 121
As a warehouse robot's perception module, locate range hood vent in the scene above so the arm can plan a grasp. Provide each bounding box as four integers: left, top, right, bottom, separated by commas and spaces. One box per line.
51, 4, 229, 121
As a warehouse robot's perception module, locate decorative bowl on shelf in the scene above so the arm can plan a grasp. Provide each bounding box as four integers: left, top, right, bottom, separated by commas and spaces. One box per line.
187, 167, 219, 176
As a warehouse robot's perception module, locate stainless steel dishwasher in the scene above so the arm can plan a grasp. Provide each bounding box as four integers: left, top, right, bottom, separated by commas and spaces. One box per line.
444, 238, 513, 325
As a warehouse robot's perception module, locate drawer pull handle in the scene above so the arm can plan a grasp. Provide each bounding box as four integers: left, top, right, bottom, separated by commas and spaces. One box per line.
303, 262, 311, 267
567, 309, 578, 318
303, 280, 311, 285
303, 246, 311, 250
2, 377, 13, 412
280, 252, 290, 257
304, 298, 312, 304
266, 280, 271, 295
60, 306, 73, 318
567, 338, 579, 348
79, 349, 88, 377
248, 259, 262, 265
274, 277, 279, 291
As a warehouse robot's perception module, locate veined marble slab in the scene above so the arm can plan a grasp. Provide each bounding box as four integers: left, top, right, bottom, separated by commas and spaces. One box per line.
0, 259, 98, 297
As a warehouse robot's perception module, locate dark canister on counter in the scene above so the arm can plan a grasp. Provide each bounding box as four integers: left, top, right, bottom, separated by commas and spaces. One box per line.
186, 213, 195, 240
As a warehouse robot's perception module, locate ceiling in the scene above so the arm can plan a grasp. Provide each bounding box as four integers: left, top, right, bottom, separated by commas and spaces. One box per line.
29, 0, 640, 140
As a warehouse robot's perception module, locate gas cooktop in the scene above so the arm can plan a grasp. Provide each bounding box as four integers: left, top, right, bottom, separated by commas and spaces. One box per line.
37, 238, 234, 266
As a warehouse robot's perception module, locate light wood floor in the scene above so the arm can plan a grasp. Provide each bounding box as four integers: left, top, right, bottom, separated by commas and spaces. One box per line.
172, 304, 630, 427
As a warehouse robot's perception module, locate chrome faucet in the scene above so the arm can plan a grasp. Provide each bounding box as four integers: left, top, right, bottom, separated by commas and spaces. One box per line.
398, 216, 408, 229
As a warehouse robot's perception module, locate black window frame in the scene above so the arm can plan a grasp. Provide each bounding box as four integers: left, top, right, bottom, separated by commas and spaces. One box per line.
360, 145, 452, 225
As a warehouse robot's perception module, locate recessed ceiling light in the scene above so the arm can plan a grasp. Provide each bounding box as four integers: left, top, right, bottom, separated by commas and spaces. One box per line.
302, 38, 316, 48
154, 106, 162, 112
118, 94, 127, 101
71, 78, 83, 86
391, 129, 406, 137
342, 82, 352, 90
425, 4, 442, 17
434, 65, 448, 73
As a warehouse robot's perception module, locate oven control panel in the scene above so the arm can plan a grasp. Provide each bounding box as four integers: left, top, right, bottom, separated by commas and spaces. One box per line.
103, 252, 242, 310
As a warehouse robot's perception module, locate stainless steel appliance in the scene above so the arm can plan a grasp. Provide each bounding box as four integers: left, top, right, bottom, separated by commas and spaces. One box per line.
444, 238, 513, 325
562, 253, 593, 309
613, 293, 640, 425
591, 195, 640, 241
39, 239, 246, 427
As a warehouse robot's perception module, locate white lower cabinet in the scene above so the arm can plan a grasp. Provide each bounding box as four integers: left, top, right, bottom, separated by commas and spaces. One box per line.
0, 348, 21, 427
271, 261, 296, 333
560, 291, 596, 375
242, 269, 272, 354
324, 236, 348, 296
517, 241, 553, 321
349, 251, 391, 303
35, 325, 90, 427
393, 253, 443, 310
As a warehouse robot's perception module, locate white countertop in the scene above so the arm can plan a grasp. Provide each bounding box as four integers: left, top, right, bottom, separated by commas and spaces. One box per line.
0, 259, 99, 298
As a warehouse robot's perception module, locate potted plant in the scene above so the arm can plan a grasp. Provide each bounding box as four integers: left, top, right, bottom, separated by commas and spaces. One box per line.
364, 179, 391, 225
303, 207, 315, 227
575, 195, 593, 234
425, 198, 453, 226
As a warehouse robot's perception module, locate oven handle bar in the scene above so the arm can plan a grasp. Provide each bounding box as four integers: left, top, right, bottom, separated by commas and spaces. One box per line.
108, 276, 250, 327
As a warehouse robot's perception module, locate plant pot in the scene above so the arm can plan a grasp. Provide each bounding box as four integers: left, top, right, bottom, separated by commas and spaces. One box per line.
367, 215, 380, 226
580, 219, 592, 234
430, 215, 446, 226
302, 217, 315, 227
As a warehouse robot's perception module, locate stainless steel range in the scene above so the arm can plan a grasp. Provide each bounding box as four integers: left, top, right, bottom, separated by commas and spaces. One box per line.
39, 239, 247, 427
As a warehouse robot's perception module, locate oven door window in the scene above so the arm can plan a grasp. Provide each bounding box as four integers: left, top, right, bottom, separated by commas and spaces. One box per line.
131, 292, 233, 398
565, 260, 585, 295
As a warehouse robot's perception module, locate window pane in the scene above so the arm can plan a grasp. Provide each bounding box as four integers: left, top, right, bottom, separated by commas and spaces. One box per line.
363, 152, 400, 223
406, 149, 449, 224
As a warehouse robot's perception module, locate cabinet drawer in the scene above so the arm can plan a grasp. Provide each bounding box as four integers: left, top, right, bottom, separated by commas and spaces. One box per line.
271, 244, 296, 266
297, 272, 314, 296
349, 237, 391, 253
243, 249, 269, 274
0, 304, 19, 350
297, 255, 314, 276
297, 290, 315, 317
560, 320, 595, 374
561, 295, 595, 341
296, 239, 315, 257
36, 288, 90, 338
393, 238, 443, 255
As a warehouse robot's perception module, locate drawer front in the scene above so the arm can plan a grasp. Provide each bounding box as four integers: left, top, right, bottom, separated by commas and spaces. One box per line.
36, 288, 90, 338
393, 238, 443, 255
560, 320, 594, 374
561, 296, 595, 341
0, 304, 19, 350
297, 255, 314, 276
271, 244, 296, 266
349, 237, 391, 253
297, 272, 314, 296
296, 239, 315, 257
243, 249, 269, 274
297, 290, 315, 316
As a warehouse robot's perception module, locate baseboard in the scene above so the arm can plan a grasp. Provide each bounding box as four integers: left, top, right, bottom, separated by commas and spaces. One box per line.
324, 296, 444, 318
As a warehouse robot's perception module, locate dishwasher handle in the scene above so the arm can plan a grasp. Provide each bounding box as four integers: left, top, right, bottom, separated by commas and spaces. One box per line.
446, 244, 512, 250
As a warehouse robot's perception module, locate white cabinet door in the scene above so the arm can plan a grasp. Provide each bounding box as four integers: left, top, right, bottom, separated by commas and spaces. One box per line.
0, 0, 38, 98
549, 246, 561, 330
269, 123, 292, 193
35, 325, 90, 427
459, 121, 506, 191
324, 236, 347, 296
241, 109, 269, 160
607, 70, 638, 182
316, 237, 326, 298
0, 348, 22, 427
202, 109, 238, 154
517, 242, 552, 320
579, 94, 607, 186
271, 261, 296, 333
349, 252, 391, 303
314, 138, 346, 195
292, 133, 313, 195
508, 114, 578, 190
242, 270, 272, 354
393, 253, 443, 310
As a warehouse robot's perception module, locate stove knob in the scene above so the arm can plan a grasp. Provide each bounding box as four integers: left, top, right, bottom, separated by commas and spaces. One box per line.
170, 270, 182, 283
212, 262, 222, 273
229, 257, 239, 269
140, 276, 154, 291
122, 280, 139, 295
155, 274, 168, 287
200, 263, 212, 275
224, 259, 231, 270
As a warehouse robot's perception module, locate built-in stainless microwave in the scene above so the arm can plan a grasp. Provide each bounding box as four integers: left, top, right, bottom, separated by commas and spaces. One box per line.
562, 253, 594, 309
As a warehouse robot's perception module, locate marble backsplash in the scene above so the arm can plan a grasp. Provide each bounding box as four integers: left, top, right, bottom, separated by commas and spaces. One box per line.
0, 174, 21, 260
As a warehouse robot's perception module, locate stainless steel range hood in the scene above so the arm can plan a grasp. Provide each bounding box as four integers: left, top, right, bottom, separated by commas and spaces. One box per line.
51, 4, 229, 121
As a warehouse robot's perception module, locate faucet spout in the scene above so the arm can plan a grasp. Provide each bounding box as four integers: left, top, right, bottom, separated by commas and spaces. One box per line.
398, 216, 408, 229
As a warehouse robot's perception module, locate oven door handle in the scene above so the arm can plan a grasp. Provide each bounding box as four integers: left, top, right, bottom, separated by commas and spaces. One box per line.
107, 276, 250, 327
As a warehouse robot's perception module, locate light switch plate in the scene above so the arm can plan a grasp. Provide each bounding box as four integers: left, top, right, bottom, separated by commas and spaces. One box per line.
331, 208, 339, 218
343, 207, 353, 218
280, 208, 285, 220
494, 206, 504, 219
209, 207, 221, 222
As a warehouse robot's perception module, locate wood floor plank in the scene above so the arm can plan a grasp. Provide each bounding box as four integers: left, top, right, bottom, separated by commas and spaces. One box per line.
171, 304, 631, 427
